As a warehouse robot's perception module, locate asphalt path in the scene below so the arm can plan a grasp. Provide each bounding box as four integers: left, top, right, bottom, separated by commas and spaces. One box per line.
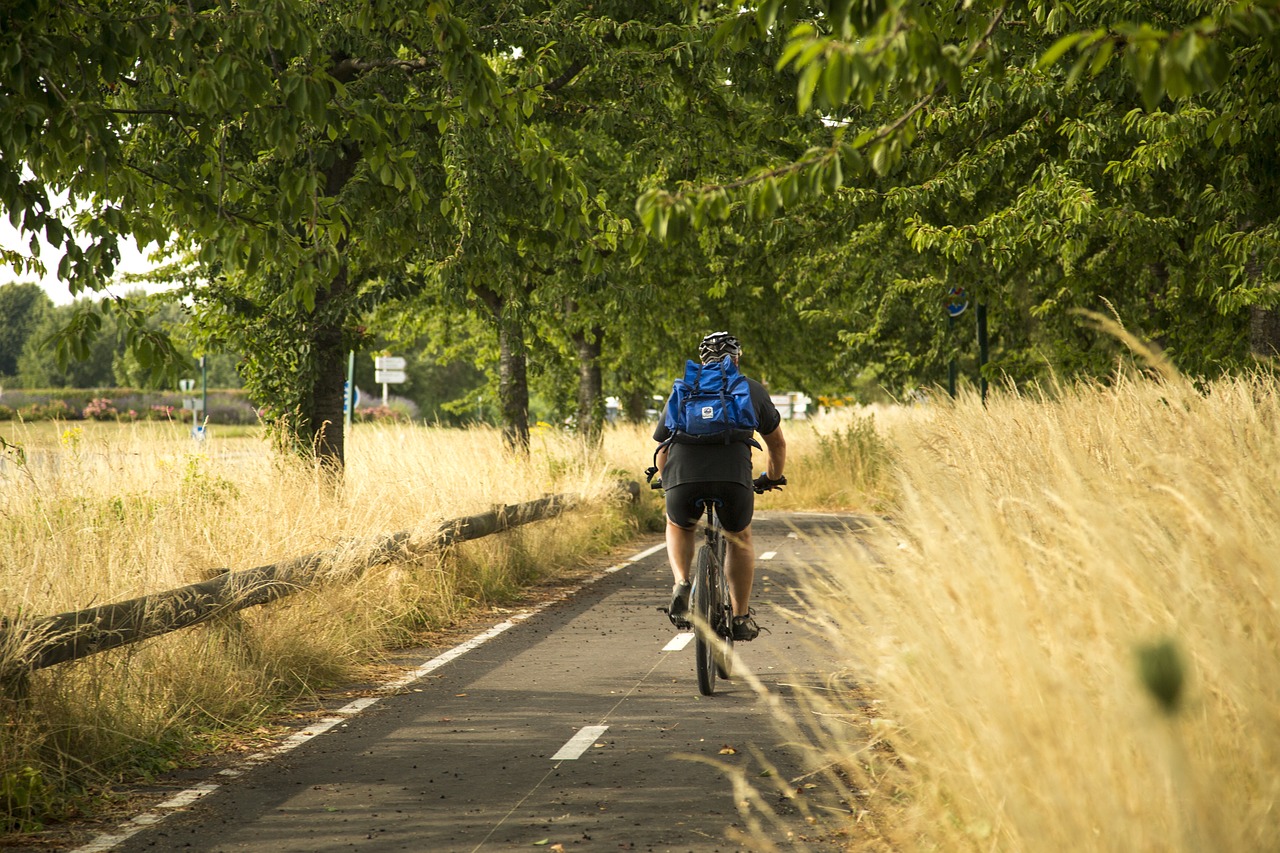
75, 512, 870, 853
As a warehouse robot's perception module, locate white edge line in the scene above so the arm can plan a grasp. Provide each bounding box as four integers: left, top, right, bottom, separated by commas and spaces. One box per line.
70, 827, 151, 853
551, 725, 610, 760
628, 542, 666, 562
662, 632, 694, 652
157, 783, 221, 810
760, 551, 777, 560
337, 696, 380, 715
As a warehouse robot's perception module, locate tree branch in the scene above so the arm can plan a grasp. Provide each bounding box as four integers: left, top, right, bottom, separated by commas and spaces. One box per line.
544, 60, 586, 94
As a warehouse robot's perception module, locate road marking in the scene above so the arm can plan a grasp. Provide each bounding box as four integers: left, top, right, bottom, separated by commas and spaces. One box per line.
551, 725, 610, 760
663, 632, 694, 651
629, 542, 666, 562
158, 783, 220, 810
760, 551, 777, 560
388, 619, 523, 690
337, 696, 380, 714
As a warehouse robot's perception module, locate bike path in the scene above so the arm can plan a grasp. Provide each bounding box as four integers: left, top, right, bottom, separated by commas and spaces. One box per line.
96, 513, 868, 853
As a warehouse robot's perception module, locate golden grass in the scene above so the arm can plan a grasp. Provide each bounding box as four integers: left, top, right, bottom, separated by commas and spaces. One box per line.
789, 372, 1280, 851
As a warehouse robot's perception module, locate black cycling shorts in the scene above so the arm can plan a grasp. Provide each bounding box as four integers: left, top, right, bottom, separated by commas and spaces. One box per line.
664, 481, 755, 533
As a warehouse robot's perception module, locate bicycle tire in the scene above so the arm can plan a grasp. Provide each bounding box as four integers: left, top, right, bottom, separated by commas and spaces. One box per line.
692, 544, 717, 696
713, 563, 734, 679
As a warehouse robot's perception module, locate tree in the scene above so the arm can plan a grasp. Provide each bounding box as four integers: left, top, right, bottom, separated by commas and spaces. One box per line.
17, 300, 119, 388
0, 282, 53, 379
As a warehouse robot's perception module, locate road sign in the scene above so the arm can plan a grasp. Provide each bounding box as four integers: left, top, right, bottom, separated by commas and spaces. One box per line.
945, 286, 968, 318
374, 356, 406, 371
375, 369, 407, 384
179, 378, 196, 392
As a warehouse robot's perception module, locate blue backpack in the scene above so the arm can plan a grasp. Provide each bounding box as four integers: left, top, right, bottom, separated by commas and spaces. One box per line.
662, 356, 760, 445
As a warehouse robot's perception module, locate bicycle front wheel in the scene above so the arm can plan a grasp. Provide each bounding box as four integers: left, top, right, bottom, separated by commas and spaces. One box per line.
692, 544, 717, 696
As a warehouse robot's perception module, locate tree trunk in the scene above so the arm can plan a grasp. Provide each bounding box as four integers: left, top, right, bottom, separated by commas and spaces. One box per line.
309, 268, 350, 474
498, 312, 530, 452
302, 143, 361, 474
475, 283, 530, 452
571, 325, 604, 444
626, 386, 648, 422
1251, 305, 1280, 360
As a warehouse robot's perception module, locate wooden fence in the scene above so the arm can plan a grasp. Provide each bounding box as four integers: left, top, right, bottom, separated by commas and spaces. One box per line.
0, 486, 637, 696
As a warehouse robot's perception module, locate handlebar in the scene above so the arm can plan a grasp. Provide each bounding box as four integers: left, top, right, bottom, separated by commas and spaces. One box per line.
752, 473, 787, 494
646, 467, 787, 494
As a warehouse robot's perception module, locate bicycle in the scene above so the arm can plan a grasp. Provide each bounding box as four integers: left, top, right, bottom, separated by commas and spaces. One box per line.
688, 497, 735, 695
646, 470, 787, 696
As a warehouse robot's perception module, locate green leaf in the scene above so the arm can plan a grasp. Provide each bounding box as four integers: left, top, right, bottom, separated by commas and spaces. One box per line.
1036, 32, 1085, 71
1140, 63, 1165, 111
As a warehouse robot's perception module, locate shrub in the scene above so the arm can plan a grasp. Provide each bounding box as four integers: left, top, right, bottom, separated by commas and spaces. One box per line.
17, 400, 76, 421
0, 405, 14, 422
355, 404, 408, 423
206, 402, 259, 425
82, 398, 119, 421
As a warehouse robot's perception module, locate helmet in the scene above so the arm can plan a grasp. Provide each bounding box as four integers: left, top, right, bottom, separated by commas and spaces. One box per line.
699, 331, 741, 363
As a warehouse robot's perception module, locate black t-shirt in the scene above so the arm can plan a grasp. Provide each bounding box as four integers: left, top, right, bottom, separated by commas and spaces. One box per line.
652, 376, 781, 488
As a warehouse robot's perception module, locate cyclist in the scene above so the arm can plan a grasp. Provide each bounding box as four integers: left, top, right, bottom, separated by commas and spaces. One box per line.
652, 331, 787, 641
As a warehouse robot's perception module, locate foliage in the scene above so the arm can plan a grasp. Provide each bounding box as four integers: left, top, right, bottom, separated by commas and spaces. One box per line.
637, 0, 1280, 389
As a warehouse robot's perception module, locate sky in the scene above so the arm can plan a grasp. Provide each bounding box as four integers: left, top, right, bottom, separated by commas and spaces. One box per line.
1, 210, 167, 306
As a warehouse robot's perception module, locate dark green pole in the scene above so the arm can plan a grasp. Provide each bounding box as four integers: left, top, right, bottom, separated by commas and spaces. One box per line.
200, 355, 208, 423
977, 303, 989, 403
345, 350, 355, 430
947, 315, 957, 398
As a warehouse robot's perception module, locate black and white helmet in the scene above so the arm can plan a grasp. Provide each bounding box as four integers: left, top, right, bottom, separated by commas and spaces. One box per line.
699, 331, 741, 362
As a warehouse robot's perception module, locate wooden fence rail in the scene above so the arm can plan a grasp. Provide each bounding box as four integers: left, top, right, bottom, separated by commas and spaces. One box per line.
0, 490, 613, 692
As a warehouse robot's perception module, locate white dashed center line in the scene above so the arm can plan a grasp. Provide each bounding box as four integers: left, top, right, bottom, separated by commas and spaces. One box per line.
760, 551, 777, 560
551, 725, 610, 760
662, 632, 695, 651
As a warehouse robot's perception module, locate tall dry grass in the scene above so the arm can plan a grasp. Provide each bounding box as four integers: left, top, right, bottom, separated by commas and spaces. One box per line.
0, 420, 645, 831
787, 371, 1280, 851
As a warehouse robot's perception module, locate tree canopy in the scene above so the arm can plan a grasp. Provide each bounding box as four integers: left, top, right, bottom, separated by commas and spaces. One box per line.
4, 0, 1278, 462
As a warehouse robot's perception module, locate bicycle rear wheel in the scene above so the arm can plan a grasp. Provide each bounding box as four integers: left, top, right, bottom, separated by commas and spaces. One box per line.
692, 544, 717, 696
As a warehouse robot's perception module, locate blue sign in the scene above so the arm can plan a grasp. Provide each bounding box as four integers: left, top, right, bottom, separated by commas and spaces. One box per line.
945, 287, 968, 318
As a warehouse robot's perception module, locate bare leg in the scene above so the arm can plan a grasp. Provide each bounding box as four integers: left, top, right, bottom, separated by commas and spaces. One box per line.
665, 517, 695, 584
724, 525, 755, 617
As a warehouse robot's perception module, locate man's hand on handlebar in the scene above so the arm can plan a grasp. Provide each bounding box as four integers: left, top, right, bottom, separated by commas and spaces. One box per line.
753, 473, 787, 494
644, 466, 662, 489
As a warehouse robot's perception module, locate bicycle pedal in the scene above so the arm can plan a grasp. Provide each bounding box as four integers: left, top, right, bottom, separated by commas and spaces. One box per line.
659, 606, 690, 629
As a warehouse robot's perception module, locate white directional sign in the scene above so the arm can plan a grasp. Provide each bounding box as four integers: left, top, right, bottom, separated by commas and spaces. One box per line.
374, 356, 406, 371
375, 369, 407, 384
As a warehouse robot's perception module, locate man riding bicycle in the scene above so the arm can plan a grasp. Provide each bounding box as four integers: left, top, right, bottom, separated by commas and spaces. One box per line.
651, 331, 787, 641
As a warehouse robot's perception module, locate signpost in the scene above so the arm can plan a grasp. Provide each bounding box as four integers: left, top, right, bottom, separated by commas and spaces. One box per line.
945, 288, 967, 398
374, 355, 407, 406
179, 378, 205, 440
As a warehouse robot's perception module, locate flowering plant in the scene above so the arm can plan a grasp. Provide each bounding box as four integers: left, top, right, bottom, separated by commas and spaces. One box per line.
83, 398, 119, 421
